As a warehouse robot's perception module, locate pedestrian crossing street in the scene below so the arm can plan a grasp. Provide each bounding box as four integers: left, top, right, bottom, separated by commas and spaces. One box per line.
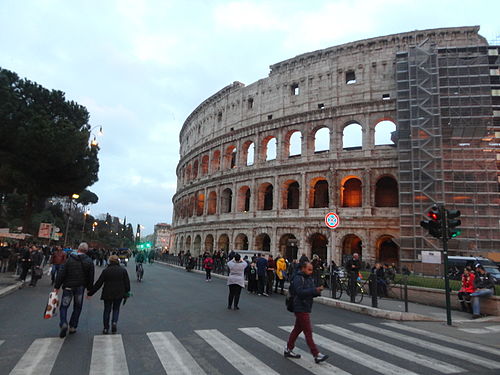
2, 322, 500, 375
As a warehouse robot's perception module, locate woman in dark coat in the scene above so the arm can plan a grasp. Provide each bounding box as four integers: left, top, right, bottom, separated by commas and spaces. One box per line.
88, 255, 130, 334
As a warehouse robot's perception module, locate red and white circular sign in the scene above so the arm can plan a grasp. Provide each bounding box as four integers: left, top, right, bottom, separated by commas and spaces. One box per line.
325, 212, 340, 229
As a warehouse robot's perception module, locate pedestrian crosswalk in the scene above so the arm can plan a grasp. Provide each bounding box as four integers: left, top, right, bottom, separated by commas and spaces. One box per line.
1, 322, 499, 375
458, 325, 500, 334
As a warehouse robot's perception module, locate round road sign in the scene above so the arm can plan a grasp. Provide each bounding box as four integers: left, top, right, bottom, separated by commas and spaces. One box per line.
325, 212, 340, 229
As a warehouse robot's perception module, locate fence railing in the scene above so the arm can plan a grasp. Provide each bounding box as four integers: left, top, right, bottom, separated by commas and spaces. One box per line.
160, 254, 229, 276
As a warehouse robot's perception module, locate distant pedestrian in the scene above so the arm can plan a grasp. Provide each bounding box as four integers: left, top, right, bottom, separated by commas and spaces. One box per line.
50, 246, 67, 285
285, 261, 328, 364
247, 262, 258, 294
458, 266, 475, 314
18, 246, 32, 283
29, 246, 44, 287
266, 255, 276, 295
54, 242, 95, 338
471, 264, 495, 319
275, 255, 287, 294
203, 254, 214, 281
227, 254, 248, 310
256, 253, 268, 296
87, 255, 130, 334
299, 253, 309, 265
0, 245, 11, 273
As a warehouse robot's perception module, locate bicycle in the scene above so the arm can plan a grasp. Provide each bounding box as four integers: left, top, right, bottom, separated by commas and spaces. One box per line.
136, 262, 144, 282
331, 270, 366, 303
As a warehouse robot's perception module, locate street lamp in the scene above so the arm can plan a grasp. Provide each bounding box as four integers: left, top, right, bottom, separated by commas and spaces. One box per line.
64, 194, 79, 247
89, 125, 104, 148
81, 209, 90, 242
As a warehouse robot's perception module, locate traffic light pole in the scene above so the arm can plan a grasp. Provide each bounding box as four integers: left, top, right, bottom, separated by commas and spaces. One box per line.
439, 204, 453, 326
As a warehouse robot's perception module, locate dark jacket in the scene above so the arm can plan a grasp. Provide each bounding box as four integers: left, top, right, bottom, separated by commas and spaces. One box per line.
346, 258, 361, 275
30, 250, 44, 267
291, 271, 320, 313
256, 257, 267, 276
474, 272, 495, 290
55, 253, 94, 290
88, 263, 130, 300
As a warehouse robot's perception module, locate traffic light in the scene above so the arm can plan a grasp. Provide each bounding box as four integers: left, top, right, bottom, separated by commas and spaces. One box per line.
146, 242, 152, 249
447, 209, 462, 239
420, 206, 442, 238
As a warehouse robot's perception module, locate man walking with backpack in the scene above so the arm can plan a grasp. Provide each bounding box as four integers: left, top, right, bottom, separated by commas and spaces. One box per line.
285, 261, 328, 364
54, 242, 94, 338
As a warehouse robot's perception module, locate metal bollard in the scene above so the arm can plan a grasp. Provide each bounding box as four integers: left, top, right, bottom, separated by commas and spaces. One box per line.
404, 275, 409, 312
350, 273, 356, 303
371, 273, 378, 308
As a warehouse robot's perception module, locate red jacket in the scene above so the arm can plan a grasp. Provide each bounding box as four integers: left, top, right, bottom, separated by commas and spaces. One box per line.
203, 257, 214, 270
459, 272, 476, 293
51, 251, 67, 265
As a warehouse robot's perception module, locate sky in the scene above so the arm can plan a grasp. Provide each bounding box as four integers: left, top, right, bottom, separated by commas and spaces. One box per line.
1, 0, 498, 235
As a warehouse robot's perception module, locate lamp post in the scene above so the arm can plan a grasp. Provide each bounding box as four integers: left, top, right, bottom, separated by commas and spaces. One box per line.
63, 194, 80, 247
89, 125, 104, 148
81, 210, 90, 242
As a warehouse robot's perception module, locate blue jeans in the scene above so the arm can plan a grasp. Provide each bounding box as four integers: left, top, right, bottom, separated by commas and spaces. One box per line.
103, 299, 122, 329
59, 287, 85, 328
51, 264, 62, 283
471, 288, 493, 315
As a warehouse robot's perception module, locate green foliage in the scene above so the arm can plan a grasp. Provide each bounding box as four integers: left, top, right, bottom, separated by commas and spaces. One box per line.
76, 189, 98, 205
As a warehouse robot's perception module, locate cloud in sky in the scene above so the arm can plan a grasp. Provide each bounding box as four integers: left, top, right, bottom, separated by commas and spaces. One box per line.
1, 0, 498, 234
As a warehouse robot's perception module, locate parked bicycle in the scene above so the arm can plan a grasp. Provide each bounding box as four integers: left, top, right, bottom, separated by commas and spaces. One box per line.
331, 269, 366, 303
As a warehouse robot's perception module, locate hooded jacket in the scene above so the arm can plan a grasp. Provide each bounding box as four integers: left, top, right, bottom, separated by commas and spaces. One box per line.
54, 252, 94, 290
291, 271, 320, 313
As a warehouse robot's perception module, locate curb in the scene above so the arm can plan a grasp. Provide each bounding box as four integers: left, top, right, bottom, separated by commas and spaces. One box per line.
156, 260, 442, 322
0, 281, 24, 298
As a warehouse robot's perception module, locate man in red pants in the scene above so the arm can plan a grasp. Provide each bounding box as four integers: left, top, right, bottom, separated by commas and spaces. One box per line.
285, 261, 328, 364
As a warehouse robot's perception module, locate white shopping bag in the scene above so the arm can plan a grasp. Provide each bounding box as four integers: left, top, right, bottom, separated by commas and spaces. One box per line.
43, 292, 59, 319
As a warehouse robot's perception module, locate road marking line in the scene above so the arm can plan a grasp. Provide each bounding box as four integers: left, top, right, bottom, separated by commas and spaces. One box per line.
458, 328, 492, 334
383, 322, 500, 357
279, 326, 418, 375
317, 324, 461, 374
89, 335, 129, 375
485, 325, 500, 332
147, 331, 206, 375
195, 329, 279, 375
0, 340, 4, 347
354, 323, 500, 369
9, 337, 64, 375
239, 327, 350, 375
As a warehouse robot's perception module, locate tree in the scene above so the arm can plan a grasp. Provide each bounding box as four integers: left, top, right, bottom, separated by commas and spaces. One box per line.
76, 189, 99, 205
0, 68, 100, 233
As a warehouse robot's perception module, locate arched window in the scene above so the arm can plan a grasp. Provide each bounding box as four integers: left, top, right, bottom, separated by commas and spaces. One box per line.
310, 178, 329, 208
279, 234, 298, 261
221, 188, 233, 213
374, 120, 396, 146
185, 236, 192, 252
342, 234, 362, 263
201, 155, 209, 175
234, 233, 249, 250
288, 131, 302, 157
186, 164, 192, 182
258, 183, 273, 210
243, 141, 255, 166
314, 127, 330, 153
211, 150, 220, 172
196, 192, 205, 216
283, 180, 300, 209
343, 123, 363, 149
218, 234, 229, 252
263, 137, 277, 161
237, 186, 251, 212
224, 146, 237, 169
377, 235, 399, 265
309, 233, 328, 261
342, 177, 362, 207
188, 195, 195, 217
205, 234, 214, 252
192, 160, 199, 179
207, 191, 217, 215
375, 176, 399, 207
193, 235, 202, 256
255, 233, 271, 252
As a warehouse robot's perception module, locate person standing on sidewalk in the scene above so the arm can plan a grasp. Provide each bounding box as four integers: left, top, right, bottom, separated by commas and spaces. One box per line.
256, 254, 268, 296
345, 253, 361, 298
50, 247, 67, 285
29, 246, 44, 287
18, 246, 32, 283
275, 255, 287, 294
0, 245, 11, 273
87, 255, 130, 334
54, 242, 95, 338
285, 261, 328, 364
203, 253, 214, 282
227, 254, 248, 310
471, 264, 495, 319
266, 255, 276, 295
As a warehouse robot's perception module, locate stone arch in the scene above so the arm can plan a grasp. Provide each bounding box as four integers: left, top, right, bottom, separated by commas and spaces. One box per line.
196, 191, 205, 216
186, 164, 192, 182
342, 234, 362, 264
377, 235, 399, 265
262, 136, 277, 161
201, 155, 209, 175
188, 195, 195, 217
193, 235, 202, 255
205, 234, 214, 252
283, 180, 300, 209
179, 235, 184, 252
224, 145, 237, 170
242, 141, 255, 166
309, 233, 328, 261
218, 234, 229, 252
279, 234, 298, 261
374, 119, 397, 146
185, 235, 192, 252
192, 160, 199, 179
286, 130, 302, 157
375, 175, 399, 207
309, 177, 329, 208
255, 233, 271, 252
211, 150, 221, 172
207, 191, 217, 215
237, 185, 251, 212
234, 233, 249, 250
341, 177, 362, 207
343, 122, 363, 149
221, 188, 233, 213
258, 182, 273, 210
314, 127, 330, 153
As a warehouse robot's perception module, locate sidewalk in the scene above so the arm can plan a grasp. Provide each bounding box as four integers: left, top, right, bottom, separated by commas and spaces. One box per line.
0, 271, 27, 297
157, 260, 500, 323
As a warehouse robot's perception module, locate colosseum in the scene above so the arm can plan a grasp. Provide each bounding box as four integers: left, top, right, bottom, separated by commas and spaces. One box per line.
172, 26, 500, 271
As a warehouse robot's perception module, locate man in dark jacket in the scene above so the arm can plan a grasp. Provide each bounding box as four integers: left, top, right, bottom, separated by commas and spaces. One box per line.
266, 255, 276, 295
88, 255, 130, 334
285, 262, 328, 364
471, 264, 495, 319
256, 254, 268, 296
29, 246, 44, 287
18, 246, 32, 282
54, 242, 95, 338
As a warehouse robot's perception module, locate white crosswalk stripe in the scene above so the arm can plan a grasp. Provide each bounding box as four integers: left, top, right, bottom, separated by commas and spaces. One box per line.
354, 323, 500, 370
9, 337, 64, 375
317, 324, 462, 374
196, 329, 279, 375
0, 340, 4, 347
279, 326, 418, 375
383, 323, 500, 356
89, 335, 129, 375
239, 327, 351, 375
147, 331, 206, 375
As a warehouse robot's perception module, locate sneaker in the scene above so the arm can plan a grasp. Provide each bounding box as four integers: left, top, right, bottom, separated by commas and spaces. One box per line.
111, 323, 117, 334
284, 347, 301, 359
472, 314, 481, 319
314, 353, 329, 363
59, 324, 68, 338
69, 327, 77, 334
234, 306, 240, 310
263, 293, 269, 297
102, 328, 109, 334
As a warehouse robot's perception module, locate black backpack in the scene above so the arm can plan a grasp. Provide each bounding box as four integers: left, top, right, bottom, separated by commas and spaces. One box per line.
285, 276, 297, 312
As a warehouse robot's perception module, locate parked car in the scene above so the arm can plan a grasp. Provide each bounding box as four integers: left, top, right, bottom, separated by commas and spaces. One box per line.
448, 256, 500, 285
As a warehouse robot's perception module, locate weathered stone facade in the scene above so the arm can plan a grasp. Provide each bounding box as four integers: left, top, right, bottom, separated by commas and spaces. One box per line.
172, 26, 493, 266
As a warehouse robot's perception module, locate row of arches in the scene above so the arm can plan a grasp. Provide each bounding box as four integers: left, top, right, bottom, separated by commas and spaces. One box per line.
175, 175, 398, 219
175, 232, 399, 265
180, 120, 397, 184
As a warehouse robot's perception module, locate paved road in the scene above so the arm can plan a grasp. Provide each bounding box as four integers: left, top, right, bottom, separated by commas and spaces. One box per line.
0, 260, 499, 374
